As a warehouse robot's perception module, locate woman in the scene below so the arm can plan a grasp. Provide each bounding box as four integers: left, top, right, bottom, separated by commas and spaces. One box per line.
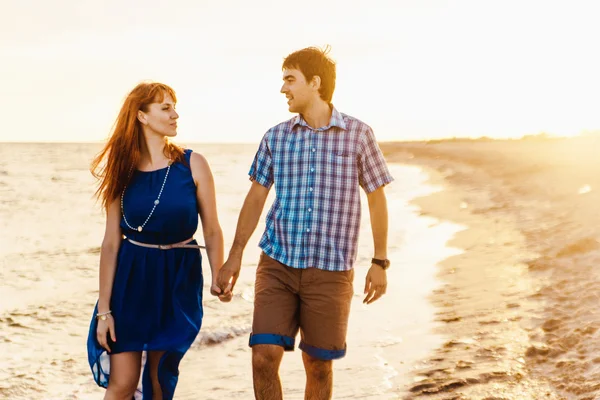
87, 82, 230, 400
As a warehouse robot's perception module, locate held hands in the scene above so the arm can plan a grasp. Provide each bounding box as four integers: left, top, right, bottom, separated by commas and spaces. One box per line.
216, 256, 242, 299
363, 264, 387, 304
210, 281, 233, 302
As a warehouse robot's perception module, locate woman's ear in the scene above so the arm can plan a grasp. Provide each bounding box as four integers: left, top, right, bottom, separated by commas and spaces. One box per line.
137, 110, 147, 125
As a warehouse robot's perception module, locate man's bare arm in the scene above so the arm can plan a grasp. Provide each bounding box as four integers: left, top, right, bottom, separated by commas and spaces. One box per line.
217, 181, 270, 293
364, 186, 389, 304
368, 186, 388, 260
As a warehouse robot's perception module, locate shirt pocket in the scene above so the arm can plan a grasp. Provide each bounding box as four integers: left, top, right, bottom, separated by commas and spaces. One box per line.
326, 152, 357, 184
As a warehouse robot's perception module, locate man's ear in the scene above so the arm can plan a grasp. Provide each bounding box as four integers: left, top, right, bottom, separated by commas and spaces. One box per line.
311, 75, 321, 91
137, 110, 147, 125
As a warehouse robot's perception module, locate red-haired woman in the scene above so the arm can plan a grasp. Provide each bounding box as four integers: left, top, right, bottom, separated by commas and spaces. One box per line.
87, 82, 230, 400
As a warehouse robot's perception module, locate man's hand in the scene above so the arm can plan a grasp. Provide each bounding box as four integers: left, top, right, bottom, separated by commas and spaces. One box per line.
217, 256, 242, 296
363, 264, 387, 304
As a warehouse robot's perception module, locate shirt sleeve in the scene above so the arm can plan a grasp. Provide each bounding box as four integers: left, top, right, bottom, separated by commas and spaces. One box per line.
248, 132, 274, 189
358, 127, 394, 193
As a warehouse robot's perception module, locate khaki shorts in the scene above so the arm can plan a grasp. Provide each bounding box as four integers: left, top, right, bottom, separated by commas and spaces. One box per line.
249, 252, 354, 360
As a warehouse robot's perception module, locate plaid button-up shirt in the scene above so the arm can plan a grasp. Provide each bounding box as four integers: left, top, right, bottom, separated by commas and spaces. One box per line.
249, 107, 394, 271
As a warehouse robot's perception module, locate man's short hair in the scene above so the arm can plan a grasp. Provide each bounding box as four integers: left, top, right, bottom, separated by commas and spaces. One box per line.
283, 46, 336, 103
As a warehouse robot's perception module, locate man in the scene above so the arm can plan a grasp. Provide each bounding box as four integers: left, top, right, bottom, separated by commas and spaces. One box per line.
217, 46, 393, 400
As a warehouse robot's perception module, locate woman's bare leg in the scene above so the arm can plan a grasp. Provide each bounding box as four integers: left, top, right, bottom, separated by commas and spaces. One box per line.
104, 352, 142, 400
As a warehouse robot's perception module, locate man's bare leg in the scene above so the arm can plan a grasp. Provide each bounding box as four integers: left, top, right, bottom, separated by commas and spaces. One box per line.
252, 344, 285, 400
302, 352, 333, 400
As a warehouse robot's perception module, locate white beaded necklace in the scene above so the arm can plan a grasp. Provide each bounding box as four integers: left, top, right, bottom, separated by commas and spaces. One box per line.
121, 162, 171, 232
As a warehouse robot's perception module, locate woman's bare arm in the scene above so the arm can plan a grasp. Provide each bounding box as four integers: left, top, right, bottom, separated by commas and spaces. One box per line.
190, 152, 225, 298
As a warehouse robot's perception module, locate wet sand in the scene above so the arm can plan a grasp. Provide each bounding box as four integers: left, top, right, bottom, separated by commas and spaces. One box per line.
383, 136, 600, 399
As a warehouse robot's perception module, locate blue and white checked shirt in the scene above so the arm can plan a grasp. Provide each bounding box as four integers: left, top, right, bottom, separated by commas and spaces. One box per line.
249, 107, 394, 271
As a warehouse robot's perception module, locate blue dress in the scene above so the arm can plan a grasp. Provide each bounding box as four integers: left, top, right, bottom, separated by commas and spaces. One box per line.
87, 149, 203, 399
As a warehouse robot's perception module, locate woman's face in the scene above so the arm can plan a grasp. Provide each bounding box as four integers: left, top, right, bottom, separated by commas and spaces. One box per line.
138, 94, 179, 137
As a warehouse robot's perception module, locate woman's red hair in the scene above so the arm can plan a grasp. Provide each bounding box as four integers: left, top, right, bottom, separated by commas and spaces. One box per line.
91, 82, 185, 210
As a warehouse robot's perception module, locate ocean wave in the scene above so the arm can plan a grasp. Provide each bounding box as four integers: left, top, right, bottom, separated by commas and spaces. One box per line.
192, 325, 251, 347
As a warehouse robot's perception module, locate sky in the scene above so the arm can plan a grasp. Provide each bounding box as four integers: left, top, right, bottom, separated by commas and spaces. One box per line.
2, 0, 600, 143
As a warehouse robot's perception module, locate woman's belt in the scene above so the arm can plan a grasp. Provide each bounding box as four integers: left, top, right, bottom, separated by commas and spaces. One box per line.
125, 237, 205, 250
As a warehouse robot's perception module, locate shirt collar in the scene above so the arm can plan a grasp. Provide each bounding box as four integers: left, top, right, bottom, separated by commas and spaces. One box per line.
292, 105, 347, 131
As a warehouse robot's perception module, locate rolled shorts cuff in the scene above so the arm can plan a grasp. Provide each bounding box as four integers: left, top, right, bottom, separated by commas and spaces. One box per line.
249, 333, 295, 351
299, 341, 347, 360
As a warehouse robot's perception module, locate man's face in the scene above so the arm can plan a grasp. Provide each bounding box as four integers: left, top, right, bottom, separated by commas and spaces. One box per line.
280, 68, 316, 114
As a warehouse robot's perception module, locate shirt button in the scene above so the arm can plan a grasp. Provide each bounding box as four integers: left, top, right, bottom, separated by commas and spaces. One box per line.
309, 187, 313, 192
312, 148, 316, 152
308, 208, 312, 212
310, 168, 314, 172
306, 228, 311, 232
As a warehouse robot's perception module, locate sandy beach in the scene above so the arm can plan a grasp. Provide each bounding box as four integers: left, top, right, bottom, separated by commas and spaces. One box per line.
382, 135, 600, 398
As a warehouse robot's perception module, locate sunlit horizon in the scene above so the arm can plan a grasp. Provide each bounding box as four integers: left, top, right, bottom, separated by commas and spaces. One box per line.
2, 0, 600, 144
1, 130, 597, 144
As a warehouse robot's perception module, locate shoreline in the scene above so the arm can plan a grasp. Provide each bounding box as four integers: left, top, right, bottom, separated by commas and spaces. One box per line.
384, 138, 600, 398
398, 162, 557, 397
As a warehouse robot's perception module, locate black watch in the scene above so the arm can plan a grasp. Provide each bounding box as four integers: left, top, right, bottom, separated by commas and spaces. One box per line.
371, 258, 390, 270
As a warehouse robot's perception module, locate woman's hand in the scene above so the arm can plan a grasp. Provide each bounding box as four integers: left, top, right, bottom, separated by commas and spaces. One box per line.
96, 314, 116, 352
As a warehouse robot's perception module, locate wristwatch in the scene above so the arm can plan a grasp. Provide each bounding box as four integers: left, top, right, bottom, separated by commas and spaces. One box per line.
371, 258, 390, 270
